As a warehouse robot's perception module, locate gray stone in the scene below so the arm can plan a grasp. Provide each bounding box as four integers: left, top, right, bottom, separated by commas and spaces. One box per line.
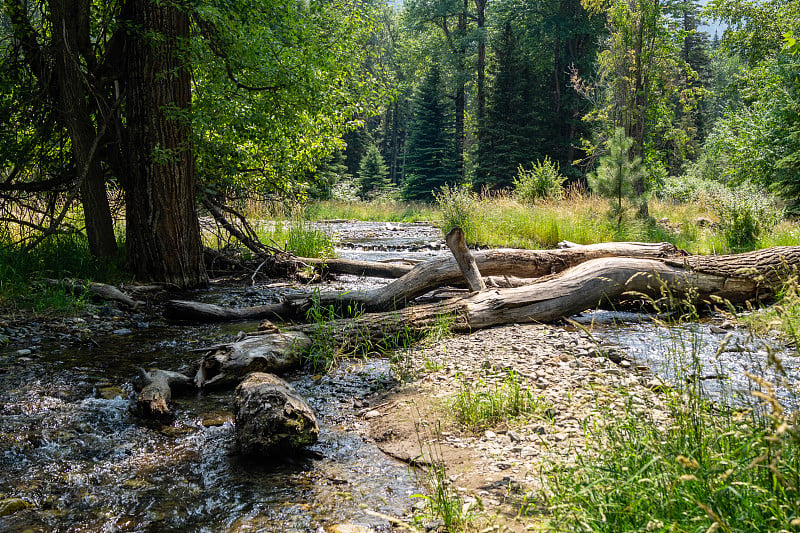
234, 372, 319, 456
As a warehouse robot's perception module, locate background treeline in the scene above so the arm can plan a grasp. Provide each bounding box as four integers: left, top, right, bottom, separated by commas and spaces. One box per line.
312, 0, 800, 213
0, 0, 799, 284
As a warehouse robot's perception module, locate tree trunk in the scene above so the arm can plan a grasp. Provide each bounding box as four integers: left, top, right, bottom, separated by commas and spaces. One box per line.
8, 0, 118, 257
120, 0, 207, 288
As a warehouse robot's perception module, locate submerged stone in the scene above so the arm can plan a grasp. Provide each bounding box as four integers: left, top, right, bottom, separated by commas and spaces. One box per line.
234, 372, 319, 456
0, 497, 32, 517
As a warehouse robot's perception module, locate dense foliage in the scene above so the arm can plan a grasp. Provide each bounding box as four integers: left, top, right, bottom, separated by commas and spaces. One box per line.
1, 0, 799, 271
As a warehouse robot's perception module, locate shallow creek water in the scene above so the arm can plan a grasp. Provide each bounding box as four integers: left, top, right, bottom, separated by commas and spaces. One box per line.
0, 222, 444, 532
0, 221, 796, 531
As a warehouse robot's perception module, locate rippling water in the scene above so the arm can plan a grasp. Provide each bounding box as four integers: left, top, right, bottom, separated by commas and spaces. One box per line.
576, 310, 800, 409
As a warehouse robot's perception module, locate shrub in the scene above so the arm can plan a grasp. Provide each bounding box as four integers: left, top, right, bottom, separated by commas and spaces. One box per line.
712, 184, 783, 251
514, 157, 566, 204
434, 184, 478, 243
654, 174, 722, 203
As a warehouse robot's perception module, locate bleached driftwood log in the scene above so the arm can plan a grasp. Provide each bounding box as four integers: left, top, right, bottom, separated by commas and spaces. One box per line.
166, 241, 685, 322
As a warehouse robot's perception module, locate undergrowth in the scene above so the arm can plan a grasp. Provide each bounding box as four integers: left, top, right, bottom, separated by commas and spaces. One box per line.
0, 232, 125, 314
303, 292, 417, 373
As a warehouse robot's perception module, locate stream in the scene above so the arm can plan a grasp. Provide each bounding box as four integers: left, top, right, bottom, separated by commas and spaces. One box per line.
0, 220, 796, 531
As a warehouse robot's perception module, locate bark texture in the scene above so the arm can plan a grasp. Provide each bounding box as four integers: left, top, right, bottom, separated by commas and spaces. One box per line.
121, 0, 207, 288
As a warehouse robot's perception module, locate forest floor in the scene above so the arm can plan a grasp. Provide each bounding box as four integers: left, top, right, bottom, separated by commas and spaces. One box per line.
356, 323, 673, 532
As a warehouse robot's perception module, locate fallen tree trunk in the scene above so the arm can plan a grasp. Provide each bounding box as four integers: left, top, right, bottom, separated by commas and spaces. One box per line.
295, 256, 413, 278
166, 241, 684, 322
189, 246, 799, 389
289, 256, 761, 347
133, 369, 194, 421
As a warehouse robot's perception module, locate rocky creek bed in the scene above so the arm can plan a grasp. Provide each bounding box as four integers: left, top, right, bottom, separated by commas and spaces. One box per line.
1, 221, 796, 531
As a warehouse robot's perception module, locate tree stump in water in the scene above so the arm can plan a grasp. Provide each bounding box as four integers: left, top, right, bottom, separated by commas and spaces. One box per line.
234, 372, 319, 456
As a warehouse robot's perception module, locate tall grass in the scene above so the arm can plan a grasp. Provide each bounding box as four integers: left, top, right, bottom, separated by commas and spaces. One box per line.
306, 199, 437, 222
254, 219, 335, 258
452, 370, 551, 429
0, 231, 125, 313
545, 302, 800, 532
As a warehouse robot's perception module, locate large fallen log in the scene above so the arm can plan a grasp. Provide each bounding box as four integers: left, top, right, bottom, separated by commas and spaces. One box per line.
166, 241, 684, 322
290, 256, 761, 345
188, 246, 800, 387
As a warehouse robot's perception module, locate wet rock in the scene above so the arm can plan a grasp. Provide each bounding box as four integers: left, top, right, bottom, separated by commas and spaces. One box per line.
234, 372, 319, 456
201, 412, 232, 427
0, 497, 32, 517
97, 386, 125, 400
329, 524, 374, 533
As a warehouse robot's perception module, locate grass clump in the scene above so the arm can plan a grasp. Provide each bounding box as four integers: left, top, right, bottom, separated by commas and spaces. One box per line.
452, 370, 549, 429
0, 231, 125, 313
255, 219, 335, 258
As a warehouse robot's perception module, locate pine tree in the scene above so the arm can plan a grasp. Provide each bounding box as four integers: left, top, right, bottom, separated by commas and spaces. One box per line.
474, 23, 541, 191
401, 64, 460, 202
588, 128, 645, 230
358, 144, 392, 199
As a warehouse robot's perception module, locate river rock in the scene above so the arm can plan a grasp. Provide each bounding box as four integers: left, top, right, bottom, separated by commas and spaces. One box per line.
0, 497, 32, 517
234, 372, 319, 456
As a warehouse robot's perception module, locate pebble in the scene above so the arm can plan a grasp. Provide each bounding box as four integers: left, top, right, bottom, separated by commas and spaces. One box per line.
382, 322, 671, 505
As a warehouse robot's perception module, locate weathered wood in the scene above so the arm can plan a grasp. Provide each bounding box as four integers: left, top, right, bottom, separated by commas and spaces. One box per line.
668, 246, 800, 287
195, 331, 311, 389
296, 256, 413, 278
133, 368, 194, 421
290, 256, 760, 347
445, 227, 486, 292
46, 278, 142, 309
164, 299, 295, 322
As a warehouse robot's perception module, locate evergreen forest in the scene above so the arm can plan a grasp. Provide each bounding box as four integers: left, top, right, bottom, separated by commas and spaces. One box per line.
0, 0, 798, 287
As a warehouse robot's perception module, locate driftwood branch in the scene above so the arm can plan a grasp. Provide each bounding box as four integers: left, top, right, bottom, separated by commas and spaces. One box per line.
445, 227, 485, 292
133, 369, 194, 421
